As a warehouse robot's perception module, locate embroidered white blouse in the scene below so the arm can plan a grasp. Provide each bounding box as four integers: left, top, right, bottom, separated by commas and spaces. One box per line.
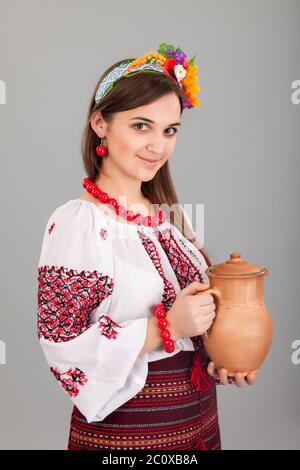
37, 198, 209, 423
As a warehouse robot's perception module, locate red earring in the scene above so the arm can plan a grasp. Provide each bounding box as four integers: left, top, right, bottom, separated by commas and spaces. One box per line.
96, 137, 108, 157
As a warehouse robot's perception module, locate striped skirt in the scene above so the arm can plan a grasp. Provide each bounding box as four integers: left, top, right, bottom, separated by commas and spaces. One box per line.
67, 350, 221, 450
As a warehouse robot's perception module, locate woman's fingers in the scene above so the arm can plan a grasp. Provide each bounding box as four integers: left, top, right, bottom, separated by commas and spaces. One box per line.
207, 363, 257, 387
234, 372, 245, 387
207, 363, 234, 385
207, 361, 216, 377
218, 368, 229, 385
245, 373, 257, 385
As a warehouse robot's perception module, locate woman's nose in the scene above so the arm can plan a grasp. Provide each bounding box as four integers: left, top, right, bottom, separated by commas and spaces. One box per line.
146, 140, 164, 154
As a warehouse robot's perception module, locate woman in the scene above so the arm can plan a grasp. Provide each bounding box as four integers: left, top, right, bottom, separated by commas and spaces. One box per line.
37, 43, 256, 451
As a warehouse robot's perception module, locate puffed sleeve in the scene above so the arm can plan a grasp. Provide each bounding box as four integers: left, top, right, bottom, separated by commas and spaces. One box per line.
36, 200, 149, 423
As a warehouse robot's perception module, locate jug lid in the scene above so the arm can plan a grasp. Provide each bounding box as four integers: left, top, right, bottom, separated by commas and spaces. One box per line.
207, 252, 268, 278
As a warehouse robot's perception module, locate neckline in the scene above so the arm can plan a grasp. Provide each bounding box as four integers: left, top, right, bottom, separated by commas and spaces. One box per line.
70, 198, 170, 230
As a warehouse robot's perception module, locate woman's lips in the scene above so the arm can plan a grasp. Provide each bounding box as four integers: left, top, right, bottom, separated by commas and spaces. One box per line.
137, 156, 160, 167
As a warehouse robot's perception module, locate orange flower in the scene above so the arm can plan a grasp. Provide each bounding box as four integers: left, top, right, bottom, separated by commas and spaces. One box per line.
181, 64, 201, 107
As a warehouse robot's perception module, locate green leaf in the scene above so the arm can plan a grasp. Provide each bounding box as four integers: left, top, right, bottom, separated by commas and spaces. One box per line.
189, 54, 197, 66
157, 43, 175, 57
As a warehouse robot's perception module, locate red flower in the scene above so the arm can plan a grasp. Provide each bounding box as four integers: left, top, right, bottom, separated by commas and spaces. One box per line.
47, 315, 60, 330
98, 315, 122, 340
50, 366, 88, 397
163, 58, 178, 84
61, 377, 79, 397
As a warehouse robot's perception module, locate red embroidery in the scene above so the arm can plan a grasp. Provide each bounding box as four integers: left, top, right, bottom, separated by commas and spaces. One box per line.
48, 222, 55, 234
37, 266, 114, 342
99, 228, 108, 240
98, 315, 122, 339
153, 227, 211, 390
154, 228, 205, 288
50, 366, 88, 397
137, 230, 176, 310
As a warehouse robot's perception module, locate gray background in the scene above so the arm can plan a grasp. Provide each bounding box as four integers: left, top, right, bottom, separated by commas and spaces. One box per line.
0, 0, 299, 450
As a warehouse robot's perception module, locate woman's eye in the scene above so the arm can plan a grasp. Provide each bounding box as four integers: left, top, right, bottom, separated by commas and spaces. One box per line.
134, 123, 148, 131
166, 127, 178, 135
133, 123, 178, 135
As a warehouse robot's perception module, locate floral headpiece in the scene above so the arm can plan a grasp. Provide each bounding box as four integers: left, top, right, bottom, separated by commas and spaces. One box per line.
94, 43, 201, 110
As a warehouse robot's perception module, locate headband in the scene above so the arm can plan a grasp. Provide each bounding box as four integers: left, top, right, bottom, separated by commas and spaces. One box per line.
94, 42, 200, 110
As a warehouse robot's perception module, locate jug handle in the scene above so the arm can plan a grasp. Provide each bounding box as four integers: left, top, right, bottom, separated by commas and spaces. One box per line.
196, 287, 221, 343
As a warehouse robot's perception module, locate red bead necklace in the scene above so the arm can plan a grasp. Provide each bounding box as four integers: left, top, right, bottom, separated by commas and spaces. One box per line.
82, 178, 167, 227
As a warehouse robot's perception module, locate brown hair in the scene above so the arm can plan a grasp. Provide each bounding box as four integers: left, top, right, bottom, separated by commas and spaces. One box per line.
81, 59, 212, 268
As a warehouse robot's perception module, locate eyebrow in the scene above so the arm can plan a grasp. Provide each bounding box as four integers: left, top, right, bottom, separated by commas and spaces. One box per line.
130, 116, 181, 126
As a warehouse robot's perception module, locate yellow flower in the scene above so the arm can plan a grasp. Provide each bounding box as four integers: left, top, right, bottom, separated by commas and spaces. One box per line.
181, 64, 201, 107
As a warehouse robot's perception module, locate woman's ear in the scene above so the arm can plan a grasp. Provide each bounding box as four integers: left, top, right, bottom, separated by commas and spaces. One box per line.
90, 110, 106, 138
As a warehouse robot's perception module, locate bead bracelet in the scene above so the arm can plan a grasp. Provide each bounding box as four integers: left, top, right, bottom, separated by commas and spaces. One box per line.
153, 303, 175, 353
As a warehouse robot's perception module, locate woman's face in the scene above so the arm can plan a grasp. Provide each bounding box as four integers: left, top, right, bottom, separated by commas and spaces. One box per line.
93, 93, 182, 183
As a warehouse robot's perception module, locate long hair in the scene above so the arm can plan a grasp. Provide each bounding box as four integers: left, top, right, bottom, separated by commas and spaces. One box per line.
81, 59, 212, 268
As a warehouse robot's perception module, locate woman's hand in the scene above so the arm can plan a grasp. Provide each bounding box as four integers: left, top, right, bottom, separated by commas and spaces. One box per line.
167, 281, 216, 340
207, 361, 257, 387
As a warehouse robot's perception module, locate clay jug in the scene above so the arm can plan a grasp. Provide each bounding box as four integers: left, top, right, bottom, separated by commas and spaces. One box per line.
199, 252, 273, 376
